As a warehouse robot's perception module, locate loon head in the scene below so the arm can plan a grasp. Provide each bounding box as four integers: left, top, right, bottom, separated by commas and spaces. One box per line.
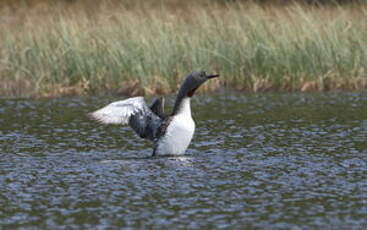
172, 71, 219, 115
179, 71, 220, 98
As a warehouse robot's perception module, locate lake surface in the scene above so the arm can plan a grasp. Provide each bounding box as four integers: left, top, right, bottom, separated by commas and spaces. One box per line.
1, 92, 367, 229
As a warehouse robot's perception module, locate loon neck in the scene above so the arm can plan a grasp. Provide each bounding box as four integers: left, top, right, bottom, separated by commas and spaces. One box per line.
172, 96, 191, 116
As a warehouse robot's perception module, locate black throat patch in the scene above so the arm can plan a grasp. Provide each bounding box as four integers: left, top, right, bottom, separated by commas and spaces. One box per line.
187, 87, 199, 97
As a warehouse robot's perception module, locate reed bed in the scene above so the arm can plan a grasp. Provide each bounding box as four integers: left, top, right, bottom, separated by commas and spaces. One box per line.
0, 1, 366, 97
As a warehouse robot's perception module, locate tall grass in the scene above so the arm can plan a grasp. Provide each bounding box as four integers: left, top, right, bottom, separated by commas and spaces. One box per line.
0, 1, 366, 97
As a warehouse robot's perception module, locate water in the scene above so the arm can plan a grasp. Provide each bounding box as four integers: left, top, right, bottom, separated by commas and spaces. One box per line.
1, 92, 367, 229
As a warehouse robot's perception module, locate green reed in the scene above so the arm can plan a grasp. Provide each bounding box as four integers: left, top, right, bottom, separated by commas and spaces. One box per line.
0, 2, 366, 97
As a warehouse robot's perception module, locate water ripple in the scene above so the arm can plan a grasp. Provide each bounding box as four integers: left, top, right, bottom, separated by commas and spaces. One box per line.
0, 92, 367, 229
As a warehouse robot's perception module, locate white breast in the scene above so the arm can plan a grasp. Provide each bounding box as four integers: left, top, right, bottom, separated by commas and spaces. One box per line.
156, 98, 195, 155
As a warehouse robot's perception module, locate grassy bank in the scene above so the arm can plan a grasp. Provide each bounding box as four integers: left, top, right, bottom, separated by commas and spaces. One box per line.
0, 1, 366, 97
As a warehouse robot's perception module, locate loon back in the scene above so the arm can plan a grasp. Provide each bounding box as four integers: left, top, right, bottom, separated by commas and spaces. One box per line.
89, 97, 164, 141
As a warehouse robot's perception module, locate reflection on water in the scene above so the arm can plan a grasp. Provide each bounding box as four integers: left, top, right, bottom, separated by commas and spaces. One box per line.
0, 92, 367, 229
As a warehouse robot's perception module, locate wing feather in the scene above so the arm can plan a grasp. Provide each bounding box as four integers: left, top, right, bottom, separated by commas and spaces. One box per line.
89, 97, 146, 125
89, 96, 163, 141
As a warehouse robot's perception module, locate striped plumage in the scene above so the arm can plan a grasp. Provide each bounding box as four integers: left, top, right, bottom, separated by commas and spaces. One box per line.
89, 71, 219, 156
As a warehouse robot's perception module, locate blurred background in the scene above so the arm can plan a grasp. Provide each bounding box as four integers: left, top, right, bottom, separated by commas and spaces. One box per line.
0, 0, 366, 97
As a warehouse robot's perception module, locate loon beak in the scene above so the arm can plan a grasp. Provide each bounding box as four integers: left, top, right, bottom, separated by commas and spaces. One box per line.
207, 74, 220, 79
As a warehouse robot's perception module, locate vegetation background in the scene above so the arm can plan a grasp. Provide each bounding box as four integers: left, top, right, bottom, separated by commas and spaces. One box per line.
0, 0, 366, 97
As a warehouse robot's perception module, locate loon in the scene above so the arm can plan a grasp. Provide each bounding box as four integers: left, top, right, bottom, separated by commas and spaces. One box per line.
89, 71, 219, 156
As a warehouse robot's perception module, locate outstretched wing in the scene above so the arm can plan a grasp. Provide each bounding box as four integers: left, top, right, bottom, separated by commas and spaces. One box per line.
149, 97, 167, 119
89, 97, 163, 141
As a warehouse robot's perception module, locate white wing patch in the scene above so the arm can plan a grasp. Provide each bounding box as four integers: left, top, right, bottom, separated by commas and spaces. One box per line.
89, 97, 146, 125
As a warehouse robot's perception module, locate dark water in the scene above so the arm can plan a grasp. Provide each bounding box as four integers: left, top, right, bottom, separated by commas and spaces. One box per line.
1, 92, 367, 229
